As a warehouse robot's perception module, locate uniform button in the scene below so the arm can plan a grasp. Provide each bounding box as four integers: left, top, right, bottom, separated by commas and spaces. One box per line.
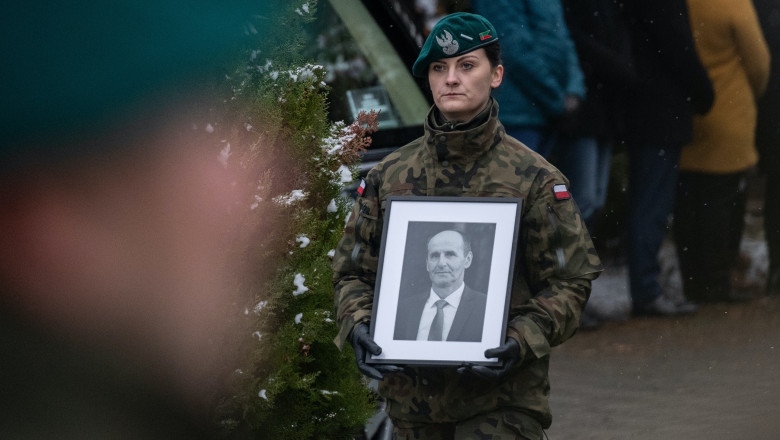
439, 135, 447, 142
428, 395, 433, 400
427, 137, 434, 144
441, 160, 449, 167
422, 379, 429, 385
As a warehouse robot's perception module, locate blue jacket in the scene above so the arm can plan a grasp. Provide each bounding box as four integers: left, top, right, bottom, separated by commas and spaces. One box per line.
472, 0, 585, 129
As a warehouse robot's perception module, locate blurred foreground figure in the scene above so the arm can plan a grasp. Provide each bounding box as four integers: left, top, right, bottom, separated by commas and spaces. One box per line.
0, 2, 262, 438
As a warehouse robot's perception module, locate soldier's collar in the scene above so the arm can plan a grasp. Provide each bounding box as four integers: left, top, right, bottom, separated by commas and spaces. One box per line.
430, 98, 494, 132
424, 98, 501, 163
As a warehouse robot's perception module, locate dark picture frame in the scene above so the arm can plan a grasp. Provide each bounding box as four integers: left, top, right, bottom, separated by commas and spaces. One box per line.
367, 196, 523, 366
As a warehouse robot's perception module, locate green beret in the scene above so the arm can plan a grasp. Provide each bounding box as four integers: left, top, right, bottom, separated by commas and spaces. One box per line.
412, 12, 499, 77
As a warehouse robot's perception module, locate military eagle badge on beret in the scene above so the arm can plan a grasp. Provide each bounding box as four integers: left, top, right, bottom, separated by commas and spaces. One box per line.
436, 30, 459, 55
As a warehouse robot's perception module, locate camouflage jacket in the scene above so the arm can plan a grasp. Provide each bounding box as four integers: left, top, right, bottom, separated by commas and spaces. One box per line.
332, 100, 602, 427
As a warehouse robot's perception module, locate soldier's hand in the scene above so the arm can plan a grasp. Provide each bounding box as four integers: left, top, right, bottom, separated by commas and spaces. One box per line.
556, 93, 583, 134
349, 323, 403, 380
457, 338, 522, 380
563, 93, 582, 114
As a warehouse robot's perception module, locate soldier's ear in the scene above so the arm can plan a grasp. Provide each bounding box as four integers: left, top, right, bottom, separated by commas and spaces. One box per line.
491, 64, 503, 89
464, 251, 473, 268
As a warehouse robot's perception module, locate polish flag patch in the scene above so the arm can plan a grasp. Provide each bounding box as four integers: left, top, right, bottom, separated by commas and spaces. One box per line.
553, 184, 570, 200
357, 179, 366, 196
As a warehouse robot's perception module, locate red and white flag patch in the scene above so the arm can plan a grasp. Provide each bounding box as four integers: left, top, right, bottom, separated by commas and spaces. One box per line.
357, 179, 366, 196
553, 184, 570, 200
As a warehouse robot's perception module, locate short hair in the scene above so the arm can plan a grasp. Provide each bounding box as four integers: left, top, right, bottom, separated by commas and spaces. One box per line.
483, 41, 502, 69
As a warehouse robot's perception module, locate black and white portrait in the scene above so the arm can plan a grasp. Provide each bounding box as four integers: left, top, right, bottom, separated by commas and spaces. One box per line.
367, 197, 521, 366
393, 222, 495, 342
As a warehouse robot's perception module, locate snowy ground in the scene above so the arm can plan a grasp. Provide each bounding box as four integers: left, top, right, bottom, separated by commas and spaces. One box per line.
585, 188, 770, 322
547, 189, 779, 439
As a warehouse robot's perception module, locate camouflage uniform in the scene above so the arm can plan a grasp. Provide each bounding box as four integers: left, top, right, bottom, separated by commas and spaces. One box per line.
333, 99, 602, 435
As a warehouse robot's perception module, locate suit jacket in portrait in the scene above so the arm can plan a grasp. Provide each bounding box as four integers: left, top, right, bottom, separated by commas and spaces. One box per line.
393, 285, 487, 342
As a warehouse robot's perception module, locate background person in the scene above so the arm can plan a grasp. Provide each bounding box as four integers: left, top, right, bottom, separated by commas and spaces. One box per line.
620, 0, 715, 316
674, 0, 770, 303
557, 0, 636, 230
471, 0, 585, 155
753, 0, 780, 296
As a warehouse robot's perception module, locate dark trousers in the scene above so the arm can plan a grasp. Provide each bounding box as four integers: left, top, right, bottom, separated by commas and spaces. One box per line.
391, 409, 543, 440
626, 142, 682, 307
765, 166, 780, 275
763, 162, 780, 293
673, 170, 748, 301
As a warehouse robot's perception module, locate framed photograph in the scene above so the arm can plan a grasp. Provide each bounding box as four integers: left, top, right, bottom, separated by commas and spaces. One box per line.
367, 196, 523, 366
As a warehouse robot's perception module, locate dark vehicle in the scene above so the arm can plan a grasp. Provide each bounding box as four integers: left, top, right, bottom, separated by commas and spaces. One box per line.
318, 0, 434, 177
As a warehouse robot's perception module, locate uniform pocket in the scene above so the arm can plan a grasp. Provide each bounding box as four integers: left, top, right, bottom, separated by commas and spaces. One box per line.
355, 197, 379, 246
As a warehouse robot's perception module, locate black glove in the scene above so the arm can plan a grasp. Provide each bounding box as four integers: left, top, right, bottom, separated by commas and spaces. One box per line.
349, 323, 403, 380
457, 338, 522, 380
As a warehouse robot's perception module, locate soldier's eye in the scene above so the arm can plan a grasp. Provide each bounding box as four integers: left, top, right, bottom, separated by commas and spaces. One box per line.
461, 62, 473, 70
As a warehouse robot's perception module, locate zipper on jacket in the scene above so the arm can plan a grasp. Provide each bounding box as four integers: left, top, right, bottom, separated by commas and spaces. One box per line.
546, 204, 565, 270
351, 242, 360, 264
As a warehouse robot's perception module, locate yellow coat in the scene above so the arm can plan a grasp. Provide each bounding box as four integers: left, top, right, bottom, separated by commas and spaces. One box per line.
681, 0, 770, 173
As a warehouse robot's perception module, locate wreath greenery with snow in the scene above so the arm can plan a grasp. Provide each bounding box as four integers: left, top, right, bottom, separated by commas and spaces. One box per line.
204, 1, 380, 438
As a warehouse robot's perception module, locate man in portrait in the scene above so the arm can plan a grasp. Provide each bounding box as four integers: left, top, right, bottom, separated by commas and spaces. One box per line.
393, 229, 487, 342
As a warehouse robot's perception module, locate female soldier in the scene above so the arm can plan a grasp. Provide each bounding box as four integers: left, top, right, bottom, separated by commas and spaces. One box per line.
333, 13, 602, 439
